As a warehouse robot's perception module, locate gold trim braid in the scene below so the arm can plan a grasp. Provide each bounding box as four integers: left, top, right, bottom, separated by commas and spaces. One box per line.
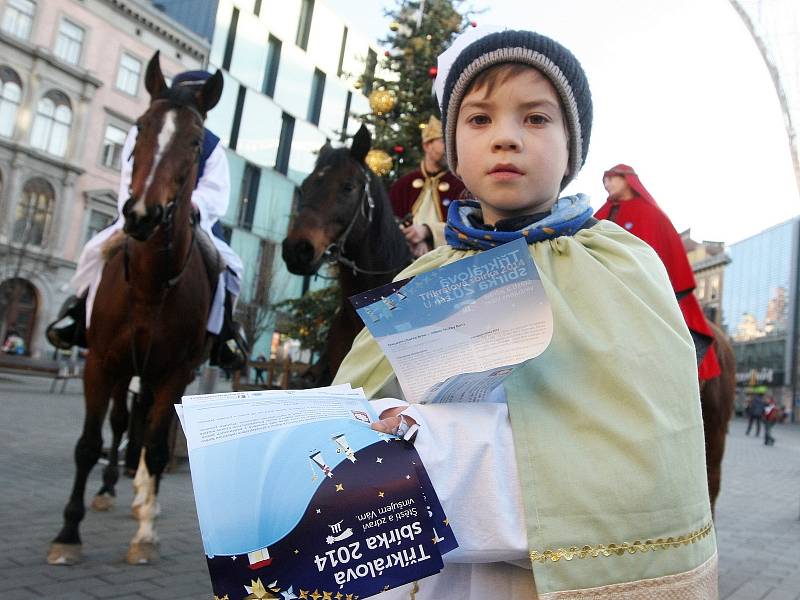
529, 521, 713, 564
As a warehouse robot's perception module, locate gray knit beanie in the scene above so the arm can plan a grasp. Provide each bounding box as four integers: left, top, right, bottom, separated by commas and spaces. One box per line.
434, 28, 593, 188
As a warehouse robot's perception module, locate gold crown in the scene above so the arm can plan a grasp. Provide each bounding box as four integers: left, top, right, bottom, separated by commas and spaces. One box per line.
421, 116, 443, 144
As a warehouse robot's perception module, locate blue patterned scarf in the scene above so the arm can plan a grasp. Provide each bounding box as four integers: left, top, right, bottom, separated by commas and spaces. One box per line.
444, 194, 594, 250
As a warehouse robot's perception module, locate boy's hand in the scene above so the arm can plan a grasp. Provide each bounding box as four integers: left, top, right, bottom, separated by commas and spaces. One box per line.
371, 407, 418, 436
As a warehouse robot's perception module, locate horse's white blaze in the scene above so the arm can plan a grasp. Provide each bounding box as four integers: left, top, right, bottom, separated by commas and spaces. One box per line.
134, 109, 177, 216
131, 451, 160, 545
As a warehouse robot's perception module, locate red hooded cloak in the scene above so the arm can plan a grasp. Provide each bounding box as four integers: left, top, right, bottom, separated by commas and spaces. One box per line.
595, 164, 720, 380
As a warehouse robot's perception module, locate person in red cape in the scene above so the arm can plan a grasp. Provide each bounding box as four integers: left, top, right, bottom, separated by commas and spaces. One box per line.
596, 164, 721, 380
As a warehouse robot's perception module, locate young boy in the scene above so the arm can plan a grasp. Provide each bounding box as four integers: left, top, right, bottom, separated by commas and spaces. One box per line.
334, 28, 717, 599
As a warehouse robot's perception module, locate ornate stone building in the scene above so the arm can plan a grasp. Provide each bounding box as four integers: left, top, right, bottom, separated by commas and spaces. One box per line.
0, 0, 207, 356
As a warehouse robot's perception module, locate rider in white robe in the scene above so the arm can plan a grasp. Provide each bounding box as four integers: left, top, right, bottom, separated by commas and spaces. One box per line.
47, 71, 247, 368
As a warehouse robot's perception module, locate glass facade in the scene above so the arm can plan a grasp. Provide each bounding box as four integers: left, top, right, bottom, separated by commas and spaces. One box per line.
722, 219, 798, 342
722, 218, 799, 396
168, 0, 379, 356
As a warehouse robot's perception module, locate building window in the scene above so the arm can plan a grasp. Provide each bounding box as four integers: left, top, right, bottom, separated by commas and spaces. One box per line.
100, 123, 127, 169
262, 35, 281, 97
238, 163, 260, 230
341, 90, 352, 142
308, 68, 325, 125
275, 112, 295, 175
709, 275, 720, 301
337, 27, 348, 77
229, 85, 247, 151
363, 48, 377, 95
222, 7, 239, 70
696, 278, 705, 300
0, 67, 22, 138
116, 52, 142, 95
295, 0, 314, 50
54, 18, 84, 65
85, 209, 113, 243
30, 90, 72, 157
1, 0, 35, 41
13, 178, 55, 247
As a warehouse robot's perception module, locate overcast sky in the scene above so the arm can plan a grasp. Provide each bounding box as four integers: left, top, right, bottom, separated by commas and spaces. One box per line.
326, 0, 799, 245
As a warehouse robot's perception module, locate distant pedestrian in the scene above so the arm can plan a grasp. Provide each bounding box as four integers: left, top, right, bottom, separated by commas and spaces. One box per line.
1, 328, 25, 355
253, 353, 267, 385
745, 393, 765, 436
762, 396, 782, 446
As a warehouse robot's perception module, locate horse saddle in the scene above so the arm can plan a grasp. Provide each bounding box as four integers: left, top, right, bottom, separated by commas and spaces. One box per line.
101, 225, 224, 290
195, 227, 225, 288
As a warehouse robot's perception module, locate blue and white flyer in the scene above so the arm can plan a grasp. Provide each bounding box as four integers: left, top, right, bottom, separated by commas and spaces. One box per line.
177, 386, 457, 600
350, 237, 553, 404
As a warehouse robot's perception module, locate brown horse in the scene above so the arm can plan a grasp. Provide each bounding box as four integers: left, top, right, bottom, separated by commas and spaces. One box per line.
282, 126, 412, 383
47, 52, 222, 565
701, 320, 736, 514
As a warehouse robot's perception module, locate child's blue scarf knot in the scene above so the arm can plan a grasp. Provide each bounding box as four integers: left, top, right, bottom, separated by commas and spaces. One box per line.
444, 194, 594, 250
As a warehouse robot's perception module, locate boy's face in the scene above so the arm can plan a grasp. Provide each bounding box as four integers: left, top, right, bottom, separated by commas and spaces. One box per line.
455, 68, 569, 225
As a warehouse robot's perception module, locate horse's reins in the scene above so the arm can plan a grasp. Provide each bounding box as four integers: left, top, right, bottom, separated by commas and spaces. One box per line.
124, 99, 203, 378
321, 167, 409, 277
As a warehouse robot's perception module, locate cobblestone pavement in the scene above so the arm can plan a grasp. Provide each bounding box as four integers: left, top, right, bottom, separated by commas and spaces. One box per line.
1, 373, 798, 599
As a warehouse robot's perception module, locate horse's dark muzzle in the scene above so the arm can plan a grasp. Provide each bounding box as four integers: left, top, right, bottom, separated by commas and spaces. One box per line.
282, 238, 320, 276
123, 199, 164, 241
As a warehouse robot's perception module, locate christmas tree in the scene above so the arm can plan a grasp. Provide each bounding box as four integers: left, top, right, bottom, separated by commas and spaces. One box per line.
359, 0, 473, 182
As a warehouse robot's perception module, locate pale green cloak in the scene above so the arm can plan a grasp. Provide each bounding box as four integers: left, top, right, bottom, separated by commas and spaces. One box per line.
334, 221, 716, 595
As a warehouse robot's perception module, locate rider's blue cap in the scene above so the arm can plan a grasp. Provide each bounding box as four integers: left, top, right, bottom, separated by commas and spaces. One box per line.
172, 70, 212, 88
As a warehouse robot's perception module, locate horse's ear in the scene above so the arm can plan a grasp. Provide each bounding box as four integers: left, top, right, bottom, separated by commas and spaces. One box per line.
197, 70, 224, 115
350, 124, 371, 164
144, 51, 167, 99
316, 141, 334, 166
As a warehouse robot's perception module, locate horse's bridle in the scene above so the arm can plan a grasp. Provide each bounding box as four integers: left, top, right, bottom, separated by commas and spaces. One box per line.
321, 166, 374, 266
319, 166, 406, 277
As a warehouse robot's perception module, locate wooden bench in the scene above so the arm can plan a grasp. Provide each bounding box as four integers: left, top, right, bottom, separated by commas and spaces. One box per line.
232, 359, 311, 391
0, 353, 83, 393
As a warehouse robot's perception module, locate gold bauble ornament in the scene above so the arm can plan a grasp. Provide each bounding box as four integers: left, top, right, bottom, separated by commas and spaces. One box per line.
368, 89, 396, 116
389, 21, 400, 31
365, 149, 393, 176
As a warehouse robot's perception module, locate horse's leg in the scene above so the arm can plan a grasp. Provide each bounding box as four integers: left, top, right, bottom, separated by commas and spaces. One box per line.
125, 387, 147, 477
47, 357, 113, 565
91, 380, 130, 511
126, 376, 187, 564
131, 387, 155, 517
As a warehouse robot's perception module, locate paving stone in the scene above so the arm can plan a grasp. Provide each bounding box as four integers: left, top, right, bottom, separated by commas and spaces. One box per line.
2, 373, 799, 599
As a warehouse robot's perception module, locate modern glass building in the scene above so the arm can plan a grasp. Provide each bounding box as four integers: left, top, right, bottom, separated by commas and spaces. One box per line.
155, 0, 379, 357
721, 217, 800, 419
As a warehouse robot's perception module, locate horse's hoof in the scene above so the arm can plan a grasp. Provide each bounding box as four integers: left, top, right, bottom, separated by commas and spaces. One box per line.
91, 494, 115, 511
47, 542, 82, 565
126, 541, 159, 564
